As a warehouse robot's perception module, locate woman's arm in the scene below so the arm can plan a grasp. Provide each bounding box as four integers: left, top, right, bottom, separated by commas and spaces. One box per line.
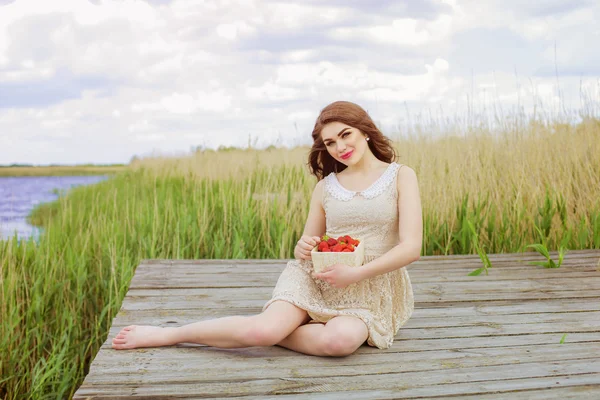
302, 180, 327, 239
356, 166, 422, 280
294, 180, 327, 260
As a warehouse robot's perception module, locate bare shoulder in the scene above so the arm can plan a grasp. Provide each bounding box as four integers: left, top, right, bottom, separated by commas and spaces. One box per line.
396, 165, 418, 192
314, 179, 326, 204
315, 178, 326, 193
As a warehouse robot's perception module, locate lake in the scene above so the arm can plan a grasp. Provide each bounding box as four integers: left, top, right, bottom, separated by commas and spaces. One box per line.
0, 175, 109, 241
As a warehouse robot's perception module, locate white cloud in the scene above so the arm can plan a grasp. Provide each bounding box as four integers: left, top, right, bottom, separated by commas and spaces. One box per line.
134, 133, 164, 142
161, 90, 232, 113
287, 110, 314, 121
0, 0, 598, 165
280, 49, 316, 63
329, 15, 454, 47
128, 119, 155, 133
0, 66, 54, 83
246, 81, 299, 102
216, 20, 255, 40
260, 2, 350, 30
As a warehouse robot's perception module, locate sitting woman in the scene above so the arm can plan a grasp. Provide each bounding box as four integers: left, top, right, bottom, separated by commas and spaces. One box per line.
112, 100, 423, 357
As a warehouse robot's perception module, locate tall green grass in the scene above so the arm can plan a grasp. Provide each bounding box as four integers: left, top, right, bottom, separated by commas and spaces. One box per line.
1, 118, 599, 398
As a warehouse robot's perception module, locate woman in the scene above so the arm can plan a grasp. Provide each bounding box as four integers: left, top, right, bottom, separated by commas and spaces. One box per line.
112, 100, 423, 356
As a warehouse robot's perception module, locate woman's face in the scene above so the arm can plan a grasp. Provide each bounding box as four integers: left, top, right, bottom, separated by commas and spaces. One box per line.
321, 121, 368, 165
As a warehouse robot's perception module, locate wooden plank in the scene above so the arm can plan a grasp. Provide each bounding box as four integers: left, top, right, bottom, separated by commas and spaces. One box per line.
89, 342, 600, 376
104, 317, 599, 343
128, 273, 600, 289
113, 297, 600, 316
100, 331, 600, 354
436, 384, 600, 400
134, 261, 599, 274
129, 275, 600, 291
127, 265, 600, 289
150, 251, 600, 267
153, 255, 600, 270
138, 249, 600, 265
127, 275, 600, 296
133, 250, 600, 269
116, 284, 600, 311
207, 376, 600, 399
103, 300, 600, 329
130, 266, 598, 278
111, 297, 600, 317
74, 358, 600, 398
105, 309, 600, 331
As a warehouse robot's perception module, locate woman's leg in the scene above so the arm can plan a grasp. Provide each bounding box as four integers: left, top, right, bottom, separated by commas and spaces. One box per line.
112, 300, 310, 350
276, 315, 369, 357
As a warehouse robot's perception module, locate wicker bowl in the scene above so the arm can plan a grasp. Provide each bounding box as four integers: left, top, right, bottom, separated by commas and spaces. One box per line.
310, 238, 365, 273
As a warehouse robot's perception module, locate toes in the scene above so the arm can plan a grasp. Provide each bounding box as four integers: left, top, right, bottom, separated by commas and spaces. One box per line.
113, 338, 127, 344
116, 326, 134, 336
112, 342, 131, 350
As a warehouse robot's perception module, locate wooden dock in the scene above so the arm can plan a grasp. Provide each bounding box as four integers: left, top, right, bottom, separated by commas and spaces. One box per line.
75, 250, 600, 399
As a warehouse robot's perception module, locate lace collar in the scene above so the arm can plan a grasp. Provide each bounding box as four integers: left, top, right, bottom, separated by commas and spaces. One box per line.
325, 162, 400, 201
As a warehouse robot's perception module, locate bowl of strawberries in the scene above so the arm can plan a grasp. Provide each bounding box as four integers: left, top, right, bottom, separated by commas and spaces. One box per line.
310, 234, 365, 273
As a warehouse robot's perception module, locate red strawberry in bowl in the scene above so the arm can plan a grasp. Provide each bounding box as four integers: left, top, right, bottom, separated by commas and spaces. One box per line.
314, 234, 361, 253
310, 234, 365, 273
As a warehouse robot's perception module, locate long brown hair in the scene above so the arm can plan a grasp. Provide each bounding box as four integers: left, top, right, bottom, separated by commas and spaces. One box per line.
307, 101, 397, 180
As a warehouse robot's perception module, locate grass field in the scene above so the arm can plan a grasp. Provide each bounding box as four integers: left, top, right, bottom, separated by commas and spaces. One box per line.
1, 117, 599, 399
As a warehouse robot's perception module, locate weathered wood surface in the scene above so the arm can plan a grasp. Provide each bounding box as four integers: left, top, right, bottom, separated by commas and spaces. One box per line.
75, 250, 600, 399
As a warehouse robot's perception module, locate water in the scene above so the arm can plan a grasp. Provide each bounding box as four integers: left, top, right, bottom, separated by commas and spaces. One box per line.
0, 175, 109, 241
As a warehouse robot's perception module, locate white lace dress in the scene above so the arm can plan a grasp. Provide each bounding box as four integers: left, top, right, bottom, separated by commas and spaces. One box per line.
262, 162, 415, 349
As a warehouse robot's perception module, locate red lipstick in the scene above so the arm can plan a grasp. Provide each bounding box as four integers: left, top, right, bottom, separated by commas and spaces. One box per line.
341, 150, 353, 160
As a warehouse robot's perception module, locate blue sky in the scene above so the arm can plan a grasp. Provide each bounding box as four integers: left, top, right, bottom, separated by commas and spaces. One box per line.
0, 0, 599, 165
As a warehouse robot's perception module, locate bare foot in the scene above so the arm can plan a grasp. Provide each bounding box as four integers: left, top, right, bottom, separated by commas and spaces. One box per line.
112, 325, 177, 350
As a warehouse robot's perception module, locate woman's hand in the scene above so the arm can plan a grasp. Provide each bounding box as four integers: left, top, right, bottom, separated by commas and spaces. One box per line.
294, 235, 321, 260
312, 263, 361, 289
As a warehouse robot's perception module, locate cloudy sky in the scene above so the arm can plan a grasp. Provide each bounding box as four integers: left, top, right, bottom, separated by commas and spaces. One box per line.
0, 0, 599, 165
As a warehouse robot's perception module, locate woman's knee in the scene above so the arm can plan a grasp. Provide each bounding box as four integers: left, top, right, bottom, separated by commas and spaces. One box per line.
320, 318, 369, 356
321, 331, 363, 356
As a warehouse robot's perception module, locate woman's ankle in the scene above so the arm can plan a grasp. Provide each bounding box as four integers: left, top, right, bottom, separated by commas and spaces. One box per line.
164, 327, 182, 345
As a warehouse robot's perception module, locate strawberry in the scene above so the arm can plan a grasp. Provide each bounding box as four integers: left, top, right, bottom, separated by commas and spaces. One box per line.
318, 242, 330, 252
342, 248, 352, 252
327, 238, 337, 246
331, 244, 344, 252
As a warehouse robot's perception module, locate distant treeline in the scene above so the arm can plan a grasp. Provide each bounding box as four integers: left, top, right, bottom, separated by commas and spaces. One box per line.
0, 164, 128, 176
0, 163, 126, 168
